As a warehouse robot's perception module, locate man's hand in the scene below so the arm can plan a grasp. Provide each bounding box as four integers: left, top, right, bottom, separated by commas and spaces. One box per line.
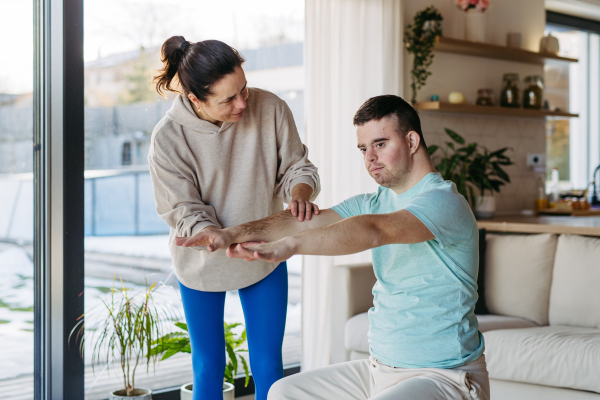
288, 183, 319, 222
226, 238, 297, 264
174, 226, 233, 252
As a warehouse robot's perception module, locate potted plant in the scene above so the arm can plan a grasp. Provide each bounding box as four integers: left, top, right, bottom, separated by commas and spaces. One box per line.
428, 128, 513, 218
150, 320, 250, 400
70, 280, 176, 399
404, 6, 444, 104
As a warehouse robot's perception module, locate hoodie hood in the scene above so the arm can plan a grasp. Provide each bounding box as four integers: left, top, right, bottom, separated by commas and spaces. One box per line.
166, 94, 234, 134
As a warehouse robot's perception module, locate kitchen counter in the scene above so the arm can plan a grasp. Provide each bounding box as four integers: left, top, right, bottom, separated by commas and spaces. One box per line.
477, 215, 600, 237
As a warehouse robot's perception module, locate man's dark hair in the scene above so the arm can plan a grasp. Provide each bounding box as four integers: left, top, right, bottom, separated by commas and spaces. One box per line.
353, 95, 427, 150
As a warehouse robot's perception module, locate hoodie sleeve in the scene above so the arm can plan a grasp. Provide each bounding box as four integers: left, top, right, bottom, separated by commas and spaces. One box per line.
148, 143, 222, 241
273, 99, 321, 203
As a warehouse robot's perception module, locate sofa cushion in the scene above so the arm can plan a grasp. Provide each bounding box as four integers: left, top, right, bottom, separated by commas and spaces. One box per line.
484, 325, 600, 393
549, 234, 600, 329
345, 312, 370, 353
476, 314, 538, 332
485, 233, 558, 325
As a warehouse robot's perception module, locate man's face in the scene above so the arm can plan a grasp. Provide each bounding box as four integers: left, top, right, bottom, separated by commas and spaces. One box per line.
356, 116, 412, 189
191, 65, 249, 123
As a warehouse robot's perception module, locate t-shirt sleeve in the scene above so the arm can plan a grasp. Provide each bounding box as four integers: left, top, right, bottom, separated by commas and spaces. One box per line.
330, 194, 370, 219
404, 189, 475, 248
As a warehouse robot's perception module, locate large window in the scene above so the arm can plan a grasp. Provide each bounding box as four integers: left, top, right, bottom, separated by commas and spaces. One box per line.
83, 0, 305, 397
546, 12, 600, 194
0, 0, 35, 398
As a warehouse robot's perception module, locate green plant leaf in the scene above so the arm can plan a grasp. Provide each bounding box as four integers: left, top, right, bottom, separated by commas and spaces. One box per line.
226, 342, 238, 375
489, 179, 505, 192
427, 144, 439, 155
489, 147, 509, 157
491, 163, 510, 182
240, 356, 250, 387
444, 128, 465, 144
174, 322, 188, 332
224, 365, 233, 384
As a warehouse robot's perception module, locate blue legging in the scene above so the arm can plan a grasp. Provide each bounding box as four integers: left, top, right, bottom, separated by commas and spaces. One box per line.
179, 262, 288, 400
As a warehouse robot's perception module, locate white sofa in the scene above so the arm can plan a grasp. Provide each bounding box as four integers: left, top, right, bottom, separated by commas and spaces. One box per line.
330, 232, 600, 399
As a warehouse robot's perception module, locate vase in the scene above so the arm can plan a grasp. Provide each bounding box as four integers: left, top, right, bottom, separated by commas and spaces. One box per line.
109, 388, 152, 399
474, 195, 495, 219
181, 382, 235, 400
465, 9, 485, 42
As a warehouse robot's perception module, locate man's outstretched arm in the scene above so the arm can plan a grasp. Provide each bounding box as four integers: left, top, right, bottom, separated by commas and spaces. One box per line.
231, 210, 435, 263
175, 209, 342, 252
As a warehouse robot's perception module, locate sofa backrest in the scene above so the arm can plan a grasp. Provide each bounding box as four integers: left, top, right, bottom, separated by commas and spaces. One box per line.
485, 233, 558, 325
549, 234, 600, 329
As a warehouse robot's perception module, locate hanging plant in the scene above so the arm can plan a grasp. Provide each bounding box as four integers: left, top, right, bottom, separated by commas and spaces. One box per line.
404, 6, 443, 104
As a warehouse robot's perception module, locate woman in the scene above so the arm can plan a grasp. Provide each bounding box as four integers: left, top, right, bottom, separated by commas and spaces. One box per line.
148, 36, 320, 400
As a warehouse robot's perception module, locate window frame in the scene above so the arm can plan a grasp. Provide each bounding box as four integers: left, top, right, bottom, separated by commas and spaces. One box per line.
34, 0, 85, 399
33, 1, 299, 398
546, 10, 600, 188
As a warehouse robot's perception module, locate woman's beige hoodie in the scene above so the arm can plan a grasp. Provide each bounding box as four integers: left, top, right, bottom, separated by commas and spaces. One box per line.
148, 88, 320, 291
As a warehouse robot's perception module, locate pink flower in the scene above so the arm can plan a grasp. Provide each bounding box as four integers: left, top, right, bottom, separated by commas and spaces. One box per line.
476, 0, 490, 11
456, 0, 489, 12
456, 0, 471, 11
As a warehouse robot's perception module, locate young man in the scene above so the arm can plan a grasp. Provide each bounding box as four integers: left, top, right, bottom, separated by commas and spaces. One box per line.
176, 95, 489, 400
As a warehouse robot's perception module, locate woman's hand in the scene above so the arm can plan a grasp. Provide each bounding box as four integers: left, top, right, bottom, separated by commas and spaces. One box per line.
287, 199, 320, 222
226, 238, 297, 264
288, 183, 319, 222
174, 226, 233, 252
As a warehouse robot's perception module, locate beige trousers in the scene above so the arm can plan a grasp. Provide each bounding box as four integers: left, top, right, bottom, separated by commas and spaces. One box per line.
268, 355, 490, 400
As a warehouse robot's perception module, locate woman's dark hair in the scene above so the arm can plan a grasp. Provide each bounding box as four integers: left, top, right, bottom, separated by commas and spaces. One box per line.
154, 36, 245, 101
353, 95, 427, 150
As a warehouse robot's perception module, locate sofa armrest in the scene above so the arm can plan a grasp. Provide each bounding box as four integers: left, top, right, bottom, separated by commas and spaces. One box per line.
329, 262, 376, 364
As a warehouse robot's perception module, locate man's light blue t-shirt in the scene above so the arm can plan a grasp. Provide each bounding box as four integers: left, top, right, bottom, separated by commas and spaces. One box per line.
331, 172, 484, 369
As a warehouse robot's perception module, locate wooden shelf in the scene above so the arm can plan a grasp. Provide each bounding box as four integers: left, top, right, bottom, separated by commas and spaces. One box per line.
477, 215, 600, 237
414, 101, 579, 118
434, 36, 578, 65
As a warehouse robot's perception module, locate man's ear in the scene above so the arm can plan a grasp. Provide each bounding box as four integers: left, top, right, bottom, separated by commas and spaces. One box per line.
407, 131, 421, 155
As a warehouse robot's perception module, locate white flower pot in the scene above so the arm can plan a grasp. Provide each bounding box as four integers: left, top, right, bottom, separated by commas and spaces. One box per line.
180, 382, 234, 400
109, 388, 152, 399
474, 195, 495, 219
466, 9, 485, 42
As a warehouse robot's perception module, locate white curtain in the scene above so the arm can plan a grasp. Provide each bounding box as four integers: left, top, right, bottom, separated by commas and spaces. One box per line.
302, 0, 403, 370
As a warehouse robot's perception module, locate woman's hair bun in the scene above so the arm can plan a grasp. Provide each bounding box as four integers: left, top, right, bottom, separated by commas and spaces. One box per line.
154, 37, 245, 100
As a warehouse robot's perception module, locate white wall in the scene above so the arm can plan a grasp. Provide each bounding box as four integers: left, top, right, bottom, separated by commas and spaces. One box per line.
403, 0, 548, 214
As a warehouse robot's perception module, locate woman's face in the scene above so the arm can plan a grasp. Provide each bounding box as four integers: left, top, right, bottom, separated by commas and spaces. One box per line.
188, 66, 249, 125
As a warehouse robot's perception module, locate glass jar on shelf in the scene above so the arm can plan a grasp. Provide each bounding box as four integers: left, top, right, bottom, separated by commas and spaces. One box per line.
476, 88, 495, 106
523, 75, 544, 109
500, 73, 520, 108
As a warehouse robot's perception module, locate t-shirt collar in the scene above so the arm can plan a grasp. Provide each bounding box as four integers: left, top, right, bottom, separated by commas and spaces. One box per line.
385, 172, 442, 199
